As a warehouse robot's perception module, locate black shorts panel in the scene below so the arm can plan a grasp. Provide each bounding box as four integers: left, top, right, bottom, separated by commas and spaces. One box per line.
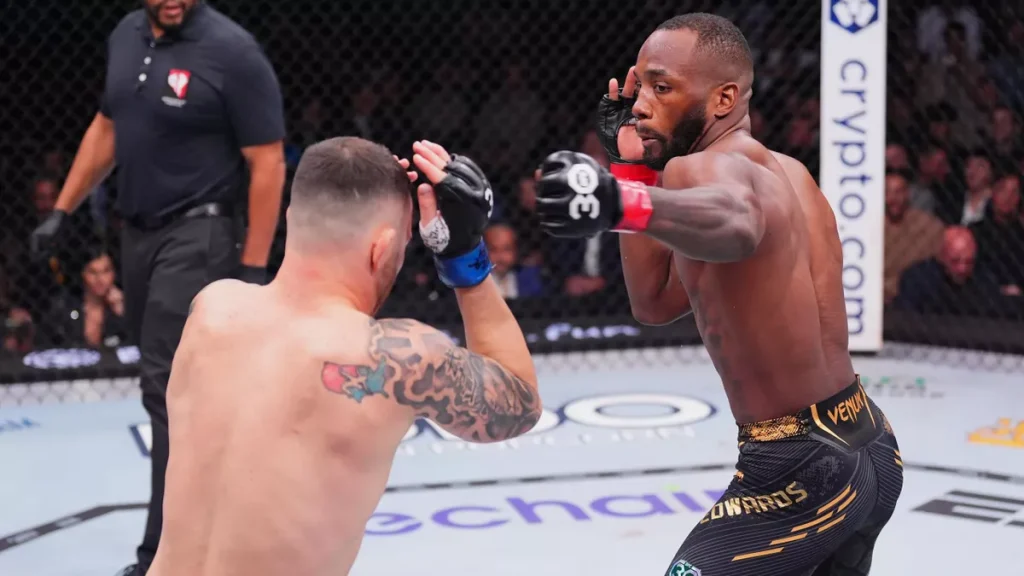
664, 379, 904, 576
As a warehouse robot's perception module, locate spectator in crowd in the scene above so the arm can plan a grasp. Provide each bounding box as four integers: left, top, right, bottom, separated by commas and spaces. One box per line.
471, 62, 545, 179
910, 141, 952, 213
885, 143, 911, 172
884, 169, 944, 304
544, 130, 621, 299
484, 223, 544, 300
917, 1, 982, 63
505, 173, 545, 268
970, 174, 1024, 296
44, 246, 129, 348
409, 63, 471, 148
920, 22, 987, 150
989, 20, 1024, 111
986, 105, 1022, 172
894, 226, 999, 315
934, 149, 993, 225
2, 307, 35, 356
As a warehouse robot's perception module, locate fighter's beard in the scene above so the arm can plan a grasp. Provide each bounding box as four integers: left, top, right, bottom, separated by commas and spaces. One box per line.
643, 105, 710, 170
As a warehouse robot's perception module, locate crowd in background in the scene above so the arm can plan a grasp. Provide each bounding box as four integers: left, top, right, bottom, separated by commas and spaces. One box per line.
1, 0, 1023, 355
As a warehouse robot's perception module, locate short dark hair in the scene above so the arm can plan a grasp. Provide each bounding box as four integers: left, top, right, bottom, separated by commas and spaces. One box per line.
886, 168, 913, 183
291, 137, 408, 212
656, 13, 754, 81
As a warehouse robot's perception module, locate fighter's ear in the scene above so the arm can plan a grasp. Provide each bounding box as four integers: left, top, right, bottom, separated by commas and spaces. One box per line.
712, 82, 740, 119
369, 227, 398, 274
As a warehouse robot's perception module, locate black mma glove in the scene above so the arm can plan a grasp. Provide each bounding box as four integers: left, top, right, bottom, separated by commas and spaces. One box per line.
598, 89, 661, 186
29, 209, 68, 260
597, 90, 641, 165
419, 154, 495, 288
535, 151, 653, 238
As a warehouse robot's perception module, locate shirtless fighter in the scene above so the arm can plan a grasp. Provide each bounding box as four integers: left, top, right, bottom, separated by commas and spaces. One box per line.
147, 137, 541, 576
535, 13, 903, 575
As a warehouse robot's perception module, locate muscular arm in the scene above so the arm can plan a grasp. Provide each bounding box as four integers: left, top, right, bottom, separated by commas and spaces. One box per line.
322, 277, 541, 443
619, 234, 691, 325
641, 152, 769, 263
240, 142, 286, 267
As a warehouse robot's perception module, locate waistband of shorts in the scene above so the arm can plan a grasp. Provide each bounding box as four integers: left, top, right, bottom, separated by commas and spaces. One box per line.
737, 376, 877, 443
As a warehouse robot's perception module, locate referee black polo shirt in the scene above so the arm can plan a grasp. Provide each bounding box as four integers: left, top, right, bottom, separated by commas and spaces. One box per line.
100, 4, 284, 221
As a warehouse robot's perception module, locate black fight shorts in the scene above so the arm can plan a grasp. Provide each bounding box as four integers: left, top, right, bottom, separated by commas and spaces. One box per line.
664, 378, 904, 576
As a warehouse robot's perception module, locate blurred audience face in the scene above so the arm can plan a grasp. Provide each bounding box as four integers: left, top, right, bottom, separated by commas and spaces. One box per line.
965, 155, 993, 192
32, 178, 58, 216
518, 176, 537, 212
945, 24, 967, 59
885, 144, 909, 170
939, 227, 976, 285
142, 0, 198, 33
919, 148, 950, 182
992, 176, 1021, 221
991, 107, 1016, 144
83, 254, 116, 301
484, 224, 518, 277
885, 173, 911, 222
928, 120, 950, 145
3, 308, 34, 354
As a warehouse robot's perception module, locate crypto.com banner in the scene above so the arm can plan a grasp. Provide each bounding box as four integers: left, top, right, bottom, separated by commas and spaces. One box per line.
820, 0, 887, 351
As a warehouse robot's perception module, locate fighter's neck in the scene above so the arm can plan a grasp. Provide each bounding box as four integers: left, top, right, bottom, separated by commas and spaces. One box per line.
272, 253, 377, 316
692, 112, 752, 153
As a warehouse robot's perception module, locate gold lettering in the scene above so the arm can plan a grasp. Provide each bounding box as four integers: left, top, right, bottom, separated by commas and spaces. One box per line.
787, 482, 809, 502
711, 503, 724, 520
828, 406, 840, 425
725, 498, 743, 517
741, 497, 759, 514
771, 490, 793, 508
757, 495, 776, 512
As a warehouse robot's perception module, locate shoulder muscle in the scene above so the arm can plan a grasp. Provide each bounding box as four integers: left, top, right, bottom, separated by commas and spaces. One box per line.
320, 318, 540, 442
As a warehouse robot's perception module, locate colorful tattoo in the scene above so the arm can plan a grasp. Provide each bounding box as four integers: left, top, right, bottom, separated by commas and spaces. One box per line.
321, 319, 540, 442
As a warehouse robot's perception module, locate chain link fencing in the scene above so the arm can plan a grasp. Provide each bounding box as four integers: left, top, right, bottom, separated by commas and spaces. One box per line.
1, 0, 1023, 401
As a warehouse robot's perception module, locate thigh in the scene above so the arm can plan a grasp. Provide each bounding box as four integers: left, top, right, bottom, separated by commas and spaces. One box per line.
138, 217, 238, 387
664, 439, 875, 576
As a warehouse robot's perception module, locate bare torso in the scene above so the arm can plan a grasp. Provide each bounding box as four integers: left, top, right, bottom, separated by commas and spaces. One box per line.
148, 281, 413, 576
672, 134, 856, 423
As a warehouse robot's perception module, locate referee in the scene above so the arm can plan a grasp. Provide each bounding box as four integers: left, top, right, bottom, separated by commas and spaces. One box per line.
29, 2, 286, 575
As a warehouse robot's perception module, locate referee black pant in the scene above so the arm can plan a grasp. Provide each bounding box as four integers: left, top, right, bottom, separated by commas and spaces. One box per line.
121, 214, 238, 573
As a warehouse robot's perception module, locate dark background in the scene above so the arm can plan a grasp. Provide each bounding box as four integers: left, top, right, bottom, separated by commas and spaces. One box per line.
1, 0, 1023, 382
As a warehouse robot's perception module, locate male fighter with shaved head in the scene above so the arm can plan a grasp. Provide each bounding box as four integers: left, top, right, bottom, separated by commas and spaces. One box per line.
536, 13, 904, 575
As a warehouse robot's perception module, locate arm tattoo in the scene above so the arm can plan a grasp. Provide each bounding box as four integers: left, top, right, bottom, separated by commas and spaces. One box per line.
321, 319, 540, 442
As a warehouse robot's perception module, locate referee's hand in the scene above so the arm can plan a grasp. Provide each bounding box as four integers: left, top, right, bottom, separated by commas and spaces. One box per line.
29, 210, 68, 260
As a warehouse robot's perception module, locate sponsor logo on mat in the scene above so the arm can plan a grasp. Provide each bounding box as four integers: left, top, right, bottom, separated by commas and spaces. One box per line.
968, 419, 1024, 449
913, 490, 1024, 528
130, 392, 718, 458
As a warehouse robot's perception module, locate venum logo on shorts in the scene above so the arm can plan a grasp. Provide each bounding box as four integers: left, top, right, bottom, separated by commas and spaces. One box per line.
668, 559, 701, 576
830, 0, 879, 34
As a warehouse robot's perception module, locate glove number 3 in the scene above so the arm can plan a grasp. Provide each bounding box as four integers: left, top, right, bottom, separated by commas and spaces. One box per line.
566, 164, 601, 220
484, 187, 494, 219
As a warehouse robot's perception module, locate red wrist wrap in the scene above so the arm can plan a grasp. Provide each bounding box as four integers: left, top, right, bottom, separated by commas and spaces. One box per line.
614, 178, 653, 232
609, 163, 659, 185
